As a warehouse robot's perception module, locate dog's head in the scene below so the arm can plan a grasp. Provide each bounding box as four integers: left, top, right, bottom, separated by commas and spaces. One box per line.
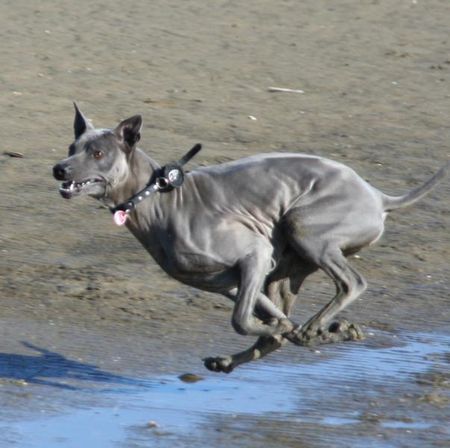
53, 104, 142, 201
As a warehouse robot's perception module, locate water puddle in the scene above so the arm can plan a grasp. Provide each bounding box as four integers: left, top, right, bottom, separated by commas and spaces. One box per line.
2, 331, 449, 447
380, 420, 433, 430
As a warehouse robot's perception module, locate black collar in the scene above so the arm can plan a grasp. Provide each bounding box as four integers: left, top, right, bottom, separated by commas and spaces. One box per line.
110, 143, 202, 226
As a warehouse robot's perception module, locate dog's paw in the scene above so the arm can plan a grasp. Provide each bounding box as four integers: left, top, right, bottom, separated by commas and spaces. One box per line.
203, 356, 234, 373
285, 319, 365, 346
327, 319, 365, 342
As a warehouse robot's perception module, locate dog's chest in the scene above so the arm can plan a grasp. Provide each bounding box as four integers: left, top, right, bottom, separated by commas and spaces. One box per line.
130, 223, 234, 285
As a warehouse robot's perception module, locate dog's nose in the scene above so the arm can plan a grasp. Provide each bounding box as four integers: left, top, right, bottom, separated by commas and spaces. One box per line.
53, 162, 72, 180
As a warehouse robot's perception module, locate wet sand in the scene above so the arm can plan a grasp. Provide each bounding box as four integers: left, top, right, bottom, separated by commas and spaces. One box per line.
0, 0, 449, 446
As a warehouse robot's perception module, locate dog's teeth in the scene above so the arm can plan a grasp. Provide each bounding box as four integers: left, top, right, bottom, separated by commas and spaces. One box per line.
60, 179, 99, 193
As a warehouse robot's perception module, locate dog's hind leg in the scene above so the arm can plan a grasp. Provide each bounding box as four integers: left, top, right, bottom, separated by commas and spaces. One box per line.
287, 242, 366, 346
265, 261, 318, 317
203, 335, 286, 373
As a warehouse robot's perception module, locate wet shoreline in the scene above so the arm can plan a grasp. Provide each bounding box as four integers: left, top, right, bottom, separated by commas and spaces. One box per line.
1, 328, 448, 447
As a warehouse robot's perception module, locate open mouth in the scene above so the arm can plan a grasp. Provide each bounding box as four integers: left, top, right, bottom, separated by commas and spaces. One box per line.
59, 178, 105, 199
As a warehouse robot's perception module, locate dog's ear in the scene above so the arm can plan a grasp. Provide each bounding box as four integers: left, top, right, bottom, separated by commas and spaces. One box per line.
73, 102, 94, 139
114, 115, 142, 152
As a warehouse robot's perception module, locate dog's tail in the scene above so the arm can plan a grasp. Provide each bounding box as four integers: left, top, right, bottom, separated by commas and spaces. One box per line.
382, 162, 448, 212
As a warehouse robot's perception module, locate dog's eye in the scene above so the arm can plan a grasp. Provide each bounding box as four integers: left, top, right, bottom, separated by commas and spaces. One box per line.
93, 150, 104, 160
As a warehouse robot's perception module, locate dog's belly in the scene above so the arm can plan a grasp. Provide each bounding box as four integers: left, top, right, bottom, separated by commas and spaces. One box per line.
162, 252, 238, 292
174, 269, 238, 292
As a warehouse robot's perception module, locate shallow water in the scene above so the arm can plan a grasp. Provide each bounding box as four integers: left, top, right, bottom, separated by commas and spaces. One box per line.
2, 331, 449, 447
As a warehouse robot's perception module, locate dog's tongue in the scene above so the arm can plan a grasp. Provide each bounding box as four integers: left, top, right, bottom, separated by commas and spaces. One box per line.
113, 210, 128, 226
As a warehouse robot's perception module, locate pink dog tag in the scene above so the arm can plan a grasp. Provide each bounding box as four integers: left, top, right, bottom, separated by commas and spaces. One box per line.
113, 210, 128, 226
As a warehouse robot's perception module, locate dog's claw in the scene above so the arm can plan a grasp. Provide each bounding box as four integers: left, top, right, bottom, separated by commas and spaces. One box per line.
203, 356, 235, 373
349, 322, 365, 340
285, 319, 365, 346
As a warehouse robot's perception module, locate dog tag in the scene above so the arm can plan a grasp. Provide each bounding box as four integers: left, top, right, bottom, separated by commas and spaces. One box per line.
113, 210, 128, 226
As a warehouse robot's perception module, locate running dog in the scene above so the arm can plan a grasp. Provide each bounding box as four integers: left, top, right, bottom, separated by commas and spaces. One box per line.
53, 104, 447, 372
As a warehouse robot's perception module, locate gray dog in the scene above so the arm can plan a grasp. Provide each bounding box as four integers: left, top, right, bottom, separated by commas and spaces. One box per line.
53, 105, 447, 372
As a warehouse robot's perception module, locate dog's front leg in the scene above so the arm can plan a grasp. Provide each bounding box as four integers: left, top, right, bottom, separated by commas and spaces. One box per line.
226, 288, 296, 327
230, 250, 293, 337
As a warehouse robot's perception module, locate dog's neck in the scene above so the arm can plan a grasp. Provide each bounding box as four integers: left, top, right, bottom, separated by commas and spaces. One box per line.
107, 148, 161, 208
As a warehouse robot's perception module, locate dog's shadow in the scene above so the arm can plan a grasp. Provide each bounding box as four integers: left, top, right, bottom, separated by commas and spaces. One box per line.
0, 342, 147, 391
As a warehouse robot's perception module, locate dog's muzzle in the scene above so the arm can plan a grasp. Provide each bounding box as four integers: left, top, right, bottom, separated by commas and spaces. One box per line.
53, 162, 106, 199
53, 162, 72, 181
